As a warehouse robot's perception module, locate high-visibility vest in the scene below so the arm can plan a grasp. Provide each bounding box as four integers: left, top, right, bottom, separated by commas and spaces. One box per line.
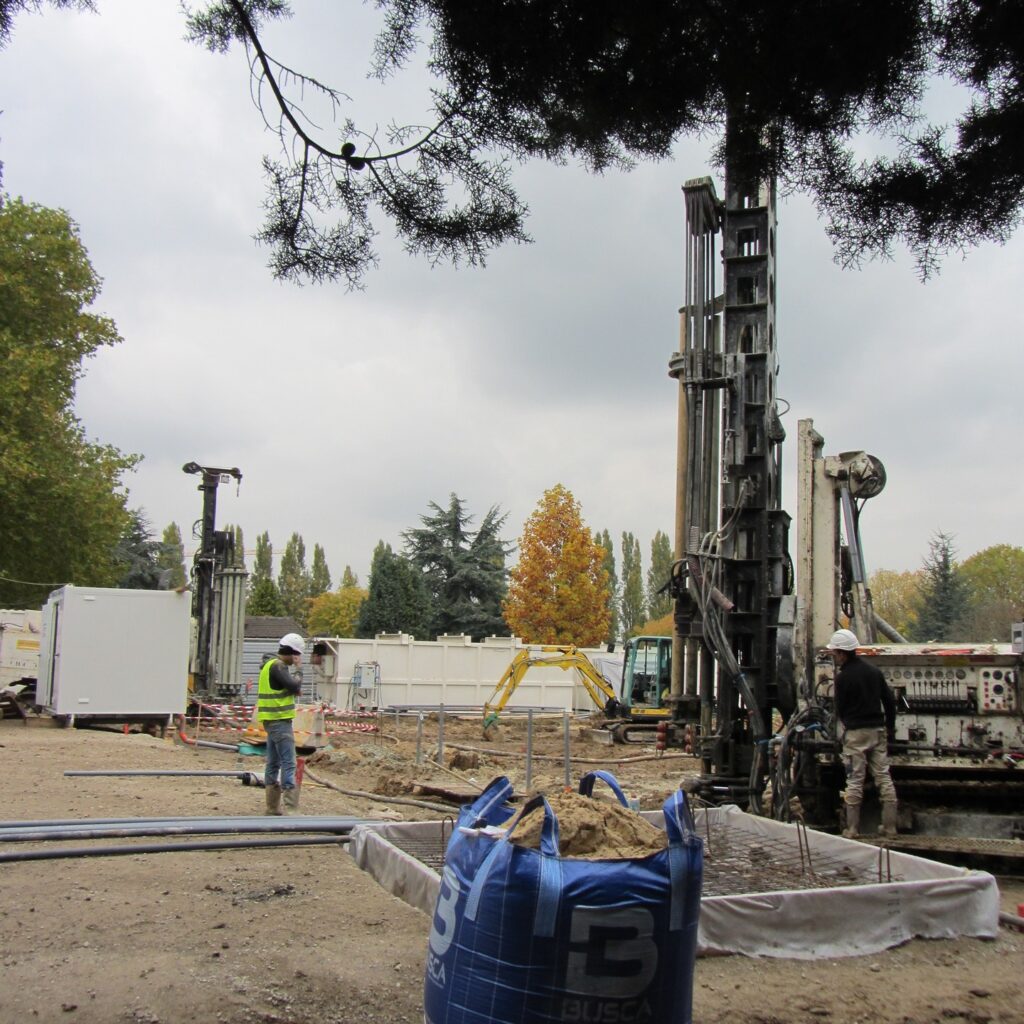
257, 659, 296, 722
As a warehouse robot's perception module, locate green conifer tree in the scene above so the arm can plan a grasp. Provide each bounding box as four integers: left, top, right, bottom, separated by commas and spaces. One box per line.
157, 522, 187, 589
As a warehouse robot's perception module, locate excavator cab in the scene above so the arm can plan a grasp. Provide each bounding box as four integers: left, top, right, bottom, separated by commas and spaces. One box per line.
621, 636, 672, 710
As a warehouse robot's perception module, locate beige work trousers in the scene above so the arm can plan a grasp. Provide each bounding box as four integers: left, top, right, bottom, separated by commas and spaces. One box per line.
842, 726, 897, 806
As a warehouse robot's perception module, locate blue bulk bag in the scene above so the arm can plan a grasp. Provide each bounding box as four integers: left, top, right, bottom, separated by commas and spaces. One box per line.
424, 772, 704, 1024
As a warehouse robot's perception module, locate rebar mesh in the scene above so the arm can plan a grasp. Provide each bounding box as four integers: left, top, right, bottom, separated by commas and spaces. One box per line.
696, 817, 901, 894
382, 817, 903, 895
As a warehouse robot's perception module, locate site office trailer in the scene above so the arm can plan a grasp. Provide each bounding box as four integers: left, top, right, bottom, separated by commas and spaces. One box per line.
38, 586, 190, 718
0, 608, 42, 688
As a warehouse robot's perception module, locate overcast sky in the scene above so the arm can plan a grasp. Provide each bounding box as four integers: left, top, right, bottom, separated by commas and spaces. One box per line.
2, 1, 1021, 591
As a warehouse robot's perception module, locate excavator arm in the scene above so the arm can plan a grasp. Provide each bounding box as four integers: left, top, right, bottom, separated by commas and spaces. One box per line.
482, 646, 622, 732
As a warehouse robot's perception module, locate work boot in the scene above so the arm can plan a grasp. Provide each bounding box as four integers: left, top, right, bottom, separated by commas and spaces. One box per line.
879, 801, 898, 838
283, 785, 300, 813
841, 804, 861, 838
264, 783, 283, 816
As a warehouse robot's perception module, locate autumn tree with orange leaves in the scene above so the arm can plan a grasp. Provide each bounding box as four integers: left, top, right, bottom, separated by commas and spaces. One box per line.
503, 485, 610, 646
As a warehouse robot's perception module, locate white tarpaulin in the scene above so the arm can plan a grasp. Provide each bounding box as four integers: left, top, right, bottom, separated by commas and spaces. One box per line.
348, 805, 1000, 959
689, 806, 999, 958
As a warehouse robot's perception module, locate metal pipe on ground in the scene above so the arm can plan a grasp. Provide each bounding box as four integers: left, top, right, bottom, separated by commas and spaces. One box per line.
0, 815, 359, 830
175, 714, 239, 752
64, 770, 261, 782
0, 834, 349, 864
0, 816, 372, 842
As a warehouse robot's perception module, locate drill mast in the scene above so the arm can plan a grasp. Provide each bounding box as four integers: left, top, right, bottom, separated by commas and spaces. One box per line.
669, 159, 794, 808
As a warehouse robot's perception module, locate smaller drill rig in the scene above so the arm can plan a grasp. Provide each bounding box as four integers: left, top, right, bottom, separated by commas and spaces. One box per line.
182, 462, 247, 702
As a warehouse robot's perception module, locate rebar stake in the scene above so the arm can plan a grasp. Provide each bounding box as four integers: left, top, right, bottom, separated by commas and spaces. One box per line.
525, 709, 534, 792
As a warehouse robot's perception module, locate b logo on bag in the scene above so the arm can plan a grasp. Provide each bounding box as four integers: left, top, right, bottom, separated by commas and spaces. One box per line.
560, 905, 657, 1020
426, 866, 462, 986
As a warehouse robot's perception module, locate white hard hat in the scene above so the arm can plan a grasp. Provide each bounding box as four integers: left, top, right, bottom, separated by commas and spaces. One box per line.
826, 628, 859, 651
279, 632, 305, 655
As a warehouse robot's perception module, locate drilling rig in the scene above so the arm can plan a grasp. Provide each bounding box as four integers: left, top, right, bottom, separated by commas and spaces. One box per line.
666, 167, 792, 815
663, 164, 1024, 843
183, 462, 247, 702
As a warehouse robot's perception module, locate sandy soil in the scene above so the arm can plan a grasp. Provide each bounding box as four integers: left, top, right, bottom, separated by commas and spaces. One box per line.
0, 712, 1021, 1024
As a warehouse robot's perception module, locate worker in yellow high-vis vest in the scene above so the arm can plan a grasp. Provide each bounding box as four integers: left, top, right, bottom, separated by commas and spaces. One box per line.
257, 632, 304, 815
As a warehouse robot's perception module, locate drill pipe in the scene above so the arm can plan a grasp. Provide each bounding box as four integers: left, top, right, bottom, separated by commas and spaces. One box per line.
0, 834, 349, 863
0, 815, 373, 842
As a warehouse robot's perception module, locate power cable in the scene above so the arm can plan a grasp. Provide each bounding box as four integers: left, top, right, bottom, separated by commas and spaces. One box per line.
0, 571, 66, 588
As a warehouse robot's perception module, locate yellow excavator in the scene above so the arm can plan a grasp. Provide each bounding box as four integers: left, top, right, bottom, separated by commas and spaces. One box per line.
482, 643, 673, 742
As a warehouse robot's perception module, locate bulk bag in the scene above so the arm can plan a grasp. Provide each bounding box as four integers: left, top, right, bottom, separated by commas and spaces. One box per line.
424, 772, 704, 1024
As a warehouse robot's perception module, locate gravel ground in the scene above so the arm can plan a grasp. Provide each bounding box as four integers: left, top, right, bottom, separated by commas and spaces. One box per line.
0, 715, 1021, 1024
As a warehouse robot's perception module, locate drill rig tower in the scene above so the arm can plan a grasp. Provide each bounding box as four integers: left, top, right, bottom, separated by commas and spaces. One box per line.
666, 154, 1024, 842
668, 165, 795, 810
183, 462, 247, 701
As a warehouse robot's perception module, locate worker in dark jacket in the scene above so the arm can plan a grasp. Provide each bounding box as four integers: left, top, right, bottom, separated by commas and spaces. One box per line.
828, 628, 899, 838
257, 632, 304, 815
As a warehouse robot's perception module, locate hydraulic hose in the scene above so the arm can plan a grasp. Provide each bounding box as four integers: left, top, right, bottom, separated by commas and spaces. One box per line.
303, 768, 454, 814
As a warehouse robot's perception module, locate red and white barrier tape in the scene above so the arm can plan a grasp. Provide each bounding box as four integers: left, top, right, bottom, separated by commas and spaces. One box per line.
183, 718, 378, 736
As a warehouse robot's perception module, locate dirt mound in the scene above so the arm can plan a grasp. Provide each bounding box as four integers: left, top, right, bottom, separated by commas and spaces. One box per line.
447, 750, 479, 770
503, 790, 668, 860
305, 748, 351, 769
373, 772, 410, 796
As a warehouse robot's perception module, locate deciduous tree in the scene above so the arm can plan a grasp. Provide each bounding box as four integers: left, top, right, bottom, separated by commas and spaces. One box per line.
868, 568, 922, 640
595, 529, 619, 646
403, 493, 512, 640
340, 565, 359, 588
647, 530, 674, 621
251, 531, 273, 588
0, 194, 136, 607
634, 612, 674, 638
957, 544, 1024, 641
277, 532, 311, 626
503, 485, 609, 645
247, 576, 286, 617
310, 543, 332, 597
307, 586, 368, 638
620, 532, 646, 638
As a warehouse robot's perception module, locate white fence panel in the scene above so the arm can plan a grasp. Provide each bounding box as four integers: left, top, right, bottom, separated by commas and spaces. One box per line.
311, 634, 622, 712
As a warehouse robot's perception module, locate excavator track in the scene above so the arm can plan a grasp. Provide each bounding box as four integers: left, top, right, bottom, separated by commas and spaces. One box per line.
604, 720, 662, 744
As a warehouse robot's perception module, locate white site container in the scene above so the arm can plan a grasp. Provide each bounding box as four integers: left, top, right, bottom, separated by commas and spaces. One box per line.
0, 609, 42, 688
37, 586, 190, 719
